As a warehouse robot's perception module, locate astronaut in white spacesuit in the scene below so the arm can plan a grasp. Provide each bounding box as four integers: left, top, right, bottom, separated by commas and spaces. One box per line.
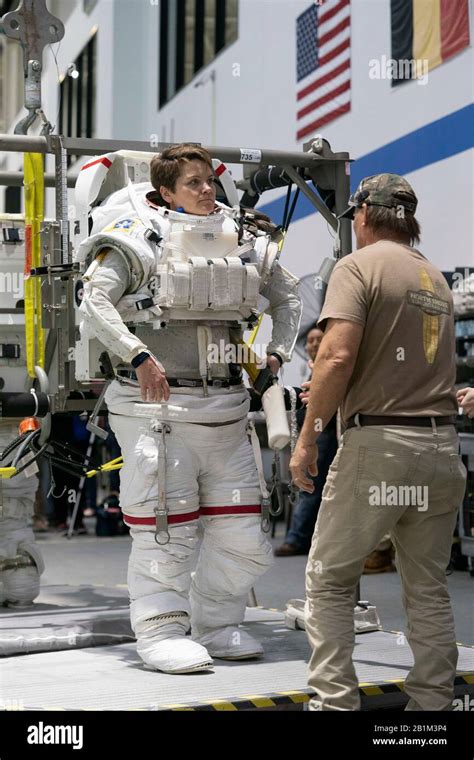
79, 143, 301, 673
0, 420, 44, 606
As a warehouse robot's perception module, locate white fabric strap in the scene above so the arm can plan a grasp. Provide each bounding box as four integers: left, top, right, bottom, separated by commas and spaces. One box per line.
169, 262, 190, 306
210, 258, 229, 309
226, 257, 244, 310
243, 264, 260, 308
247, 420, 270, 501
190, 257, 209, 310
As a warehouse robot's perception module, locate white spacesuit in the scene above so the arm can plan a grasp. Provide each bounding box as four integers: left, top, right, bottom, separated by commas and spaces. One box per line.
78, 181, 301, 672
0, 421, 44, 606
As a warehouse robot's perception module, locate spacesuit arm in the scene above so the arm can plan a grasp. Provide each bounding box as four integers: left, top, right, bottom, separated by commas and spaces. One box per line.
261, 262, 302, 363
80, 249, 149, 364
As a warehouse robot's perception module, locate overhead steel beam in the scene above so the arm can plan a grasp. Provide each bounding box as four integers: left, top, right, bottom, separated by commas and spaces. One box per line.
0, 133, 350, 170
283, 164, 337, 232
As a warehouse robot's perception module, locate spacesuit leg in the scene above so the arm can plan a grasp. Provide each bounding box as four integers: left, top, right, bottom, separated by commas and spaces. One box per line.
127, 524, 212, 672
188, 419, 274, 658
191, 515, 274, 658
110, 412, 214, 673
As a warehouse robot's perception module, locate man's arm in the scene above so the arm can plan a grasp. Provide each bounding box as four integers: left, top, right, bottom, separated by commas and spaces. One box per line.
290, 318, 364, 491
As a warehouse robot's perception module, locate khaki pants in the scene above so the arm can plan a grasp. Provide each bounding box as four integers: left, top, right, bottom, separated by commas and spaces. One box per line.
305, 423, 467, 711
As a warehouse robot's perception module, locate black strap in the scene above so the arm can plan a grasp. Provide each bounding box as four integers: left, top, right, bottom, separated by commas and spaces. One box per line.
0, 344, 20, 359
346, 414, 457, 429
116, 371, 243, 388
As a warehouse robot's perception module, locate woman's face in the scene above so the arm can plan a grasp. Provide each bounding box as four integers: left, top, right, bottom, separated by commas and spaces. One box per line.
160, 159, 216, 215
306, 328, 323, 360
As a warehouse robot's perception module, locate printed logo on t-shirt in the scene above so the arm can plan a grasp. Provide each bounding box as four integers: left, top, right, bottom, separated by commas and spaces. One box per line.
406, 290, 450, 316
406, 268, 450, 364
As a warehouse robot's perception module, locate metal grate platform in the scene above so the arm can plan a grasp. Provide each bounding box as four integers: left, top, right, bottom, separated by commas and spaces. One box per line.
1, 585, 473, 711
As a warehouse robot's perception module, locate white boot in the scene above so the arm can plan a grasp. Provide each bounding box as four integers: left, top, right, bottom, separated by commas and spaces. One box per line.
136, 614, 214, 674
193, 626, 264, 660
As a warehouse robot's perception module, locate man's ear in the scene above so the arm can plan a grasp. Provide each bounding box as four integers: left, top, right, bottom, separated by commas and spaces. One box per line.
361, 203, 369, 225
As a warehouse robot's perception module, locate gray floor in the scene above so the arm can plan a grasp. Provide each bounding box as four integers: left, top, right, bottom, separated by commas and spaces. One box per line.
33, 520, 474, 646
2, 599, 473, 710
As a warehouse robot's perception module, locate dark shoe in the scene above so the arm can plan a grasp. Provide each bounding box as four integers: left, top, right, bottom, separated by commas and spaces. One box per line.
32, 516, 49, 532
363, 549, 396, 574
274, 542, 308, 557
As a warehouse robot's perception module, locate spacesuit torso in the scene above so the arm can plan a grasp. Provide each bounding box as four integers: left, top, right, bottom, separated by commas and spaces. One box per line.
78, 184, 301, 424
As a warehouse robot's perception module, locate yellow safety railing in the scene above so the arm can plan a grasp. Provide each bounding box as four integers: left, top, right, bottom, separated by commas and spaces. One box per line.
24, 153, 45, 377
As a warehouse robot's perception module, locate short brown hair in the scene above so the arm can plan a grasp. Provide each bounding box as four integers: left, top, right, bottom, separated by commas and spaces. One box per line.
365, 204, 421, 246
150, 143, 213, 206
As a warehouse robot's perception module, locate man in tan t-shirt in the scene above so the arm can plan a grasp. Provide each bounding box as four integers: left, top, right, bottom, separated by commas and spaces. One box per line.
290, 173, 467, 711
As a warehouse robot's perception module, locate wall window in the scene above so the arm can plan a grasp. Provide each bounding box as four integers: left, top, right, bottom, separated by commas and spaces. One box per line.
159, 0, 238, 108
5, 186, 21, 214
59, 32, 96, 165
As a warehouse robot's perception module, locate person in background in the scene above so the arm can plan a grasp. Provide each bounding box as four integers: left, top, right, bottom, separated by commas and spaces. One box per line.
275, 327, 338, 556
48, 414, 91, 534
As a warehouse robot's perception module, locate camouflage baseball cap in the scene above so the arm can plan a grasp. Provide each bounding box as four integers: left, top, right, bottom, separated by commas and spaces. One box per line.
338, 173, 418, 220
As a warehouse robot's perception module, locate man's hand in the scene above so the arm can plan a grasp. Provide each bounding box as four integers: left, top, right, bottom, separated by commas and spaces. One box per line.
135, 356, 170, 403
457, 387, 474, 418
299, 380, 311, 406
289, 440, 319, 493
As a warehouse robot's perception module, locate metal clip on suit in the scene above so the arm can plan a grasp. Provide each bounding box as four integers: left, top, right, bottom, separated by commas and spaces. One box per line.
152, 422, 172, 545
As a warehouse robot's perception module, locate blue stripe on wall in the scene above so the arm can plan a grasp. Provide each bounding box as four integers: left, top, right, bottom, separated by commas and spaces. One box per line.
259, 104, 474, 224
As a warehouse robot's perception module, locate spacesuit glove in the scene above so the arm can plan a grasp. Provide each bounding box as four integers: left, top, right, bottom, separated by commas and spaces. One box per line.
135, 355, 171, 403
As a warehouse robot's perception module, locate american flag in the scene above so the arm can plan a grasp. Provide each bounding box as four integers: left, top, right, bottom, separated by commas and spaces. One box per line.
296, 0, 351, 141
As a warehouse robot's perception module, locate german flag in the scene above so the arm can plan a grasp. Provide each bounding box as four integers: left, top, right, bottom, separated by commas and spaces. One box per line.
391, 0, 470, 86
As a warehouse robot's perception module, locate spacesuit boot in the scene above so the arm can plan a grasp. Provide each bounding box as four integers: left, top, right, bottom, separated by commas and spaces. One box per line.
194, 626, 264, 660
134, 612, 214, 674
